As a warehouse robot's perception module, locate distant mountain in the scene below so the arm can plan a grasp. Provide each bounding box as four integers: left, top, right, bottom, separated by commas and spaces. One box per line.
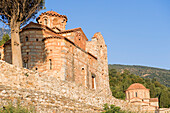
0, 28, 11, 40
108, 64, 170, 87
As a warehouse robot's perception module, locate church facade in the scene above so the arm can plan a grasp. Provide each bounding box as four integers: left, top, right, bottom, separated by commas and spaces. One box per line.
1, 11, 111, 94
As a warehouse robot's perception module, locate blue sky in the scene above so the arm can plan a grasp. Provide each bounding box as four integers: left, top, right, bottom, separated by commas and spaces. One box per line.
38, 0, 170, 69
2, 0, 170, 69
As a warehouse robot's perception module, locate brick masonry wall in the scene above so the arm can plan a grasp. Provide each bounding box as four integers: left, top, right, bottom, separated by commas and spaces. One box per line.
20, 30, 45, 71
0, 60, 144, 113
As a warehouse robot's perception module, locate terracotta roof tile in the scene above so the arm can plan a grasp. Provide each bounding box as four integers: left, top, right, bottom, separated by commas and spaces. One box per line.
127, 83, 147, 90
55, 27, 88, 41
150, 98, 158, 102
46, 11, 59, 15
36, 11, 67, 22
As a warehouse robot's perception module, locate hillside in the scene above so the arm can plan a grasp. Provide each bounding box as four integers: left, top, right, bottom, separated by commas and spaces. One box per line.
108, 64, 170, 87
108, 68, 170, 108
0, 28, 10, 40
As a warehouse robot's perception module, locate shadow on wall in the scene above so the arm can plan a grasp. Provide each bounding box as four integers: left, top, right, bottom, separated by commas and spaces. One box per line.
3, 28, 49, 72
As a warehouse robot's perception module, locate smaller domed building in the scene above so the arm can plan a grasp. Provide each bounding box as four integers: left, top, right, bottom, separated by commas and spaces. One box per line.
126, 83, 159, 112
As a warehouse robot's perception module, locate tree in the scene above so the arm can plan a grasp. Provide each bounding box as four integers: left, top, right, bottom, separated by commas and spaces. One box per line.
108, 68, 170, 108
0, 0, 45, 67
160, 90, 170, 108
0, 34, 10, 46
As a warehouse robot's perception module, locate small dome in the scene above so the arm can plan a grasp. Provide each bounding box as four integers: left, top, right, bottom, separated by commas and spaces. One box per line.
127, 83, 146, 90
36, 11, 68, 22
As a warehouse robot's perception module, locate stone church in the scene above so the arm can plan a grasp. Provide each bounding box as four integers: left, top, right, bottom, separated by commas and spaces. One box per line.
126, 83, 159, 112
0, 11, 111, 94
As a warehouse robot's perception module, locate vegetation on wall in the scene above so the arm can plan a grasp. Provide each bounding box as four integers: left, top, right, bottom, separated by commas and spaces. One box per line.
109, 68, 170, 108
102, 103, 131, 113
0, 101, 35, 113
109, 64, 170, 87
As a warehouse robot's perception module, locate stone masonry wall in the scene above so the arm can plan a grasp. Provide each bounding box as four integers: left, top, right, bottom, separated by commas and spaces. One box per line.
0, 60, 145, 113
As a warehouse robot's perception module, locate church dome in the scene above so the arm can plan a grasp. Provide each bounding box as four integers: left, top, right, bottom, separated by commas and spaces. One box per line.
36, 11, 68, 31
36, 11, 68, 22
127, 83, 147, 90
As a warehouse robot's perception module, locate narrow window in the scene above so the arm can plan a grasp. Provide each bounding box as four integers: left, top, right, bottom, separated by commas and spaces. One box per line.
92, 76, 94, 89
136, 92, 137, 97
92, 74, 96, 89
44, 19, 47, 25
26, 36, 28, 41
128, 92, 130, 99
49, 59, 52, 70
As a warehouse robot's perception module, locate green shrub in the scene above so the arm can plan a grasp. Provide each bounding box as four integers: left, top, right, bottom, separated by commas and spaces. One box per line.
0, 100, 35, 113
102, 103, 132, 113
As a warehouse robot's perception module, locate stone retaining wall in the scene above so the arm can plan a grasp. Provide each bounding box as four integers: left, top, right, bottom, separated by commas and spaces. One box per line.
0, 60, 143, 113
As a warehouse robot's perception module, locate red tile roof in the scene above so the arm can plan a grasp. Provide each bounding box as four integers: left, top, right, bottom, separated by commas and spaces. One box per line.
150, 98, 158, 102
36, 11, 68, 22
127, 83, 147, 90
55, 27, 88, 41
46, 11, 59, 15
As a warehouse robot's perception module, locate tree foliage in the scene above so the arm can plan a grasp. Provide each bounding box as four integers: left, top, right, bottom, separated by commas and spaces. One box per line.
109, 64, 170, 87
0, 34, 10, 46
109, 68, 170, 108
0, 0, 45, 27
0, 0, 45, 67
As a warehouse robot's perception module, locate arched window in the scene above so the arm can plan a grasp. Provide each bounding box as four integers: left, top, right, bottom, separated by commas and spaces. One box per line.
44, 19, 47, 25
136, 92, 138, 97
